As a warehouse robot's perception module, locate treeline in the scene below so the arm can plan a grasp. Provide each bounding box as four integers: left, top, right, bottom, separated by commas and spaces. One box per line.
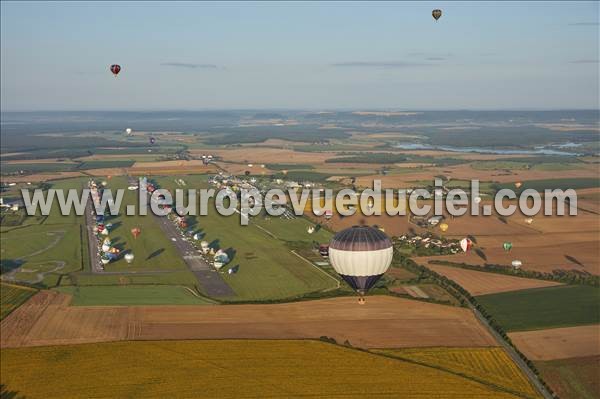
429, 259, 599, 287
396, 253, 557, 398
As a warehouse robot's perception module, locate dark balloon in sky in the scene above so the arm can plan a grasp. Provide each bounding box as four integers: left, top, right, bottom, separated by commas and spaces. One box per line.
149, 137, 156, 145
110, 64, 121, 76
432, 9, 442, 21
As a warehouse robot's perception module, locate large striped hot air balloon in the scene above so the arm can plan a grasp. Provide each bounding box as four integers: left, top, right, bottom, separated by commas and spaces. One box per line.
328, 226, 393, 302
432, 9, 442, 21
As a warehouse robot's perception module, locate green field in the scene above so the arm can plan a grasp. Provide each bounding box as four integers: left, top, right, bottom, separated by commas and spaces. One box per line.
1, 162, 78, 174
0, 283, 36, 319
1, 178, 89, 287
93, 176, 188, 273
471, 161, 531, 171
477, 285, 600, 331
56, 285, 214, 305
156, 176, 339, 301
77, 160, 135, 169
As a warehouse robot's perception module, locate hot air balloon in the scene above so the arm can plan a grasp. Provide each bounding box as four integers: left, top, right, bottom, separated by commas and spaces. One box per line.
474, 196, 482, 204
131, 227, 141, 239
328, 226, 393, 301
101, 255, 111, 265
439, 223, 449, 232
307, 226, 315, 234
110, 64, 121, 77
524, 218, 533, 225
367, 199, 374, 211
126, 128, 132, 135
149, 137, 156, 145
245, 171, 251, 176
503, 242, 513, 252
515, 182, 523, 189
125, 253, 135, 264
511, 260, 522, 269
432, 9, 442, 21
460, 238, 473, 252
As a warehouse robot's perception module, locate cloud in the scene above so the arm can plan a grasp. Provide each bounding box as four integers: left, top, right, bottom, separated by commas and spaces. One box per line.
331, 61, 435, 68
568, 22, 599, 26
161, 62, 223, 69
569, 59, 599, 64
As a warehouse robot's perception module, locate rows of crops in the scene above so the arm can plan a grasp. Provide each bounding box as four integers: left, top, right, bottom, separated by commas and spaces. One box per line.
0, 283, 36, 320
1, 340, 523, 398
375, 347, 540, 398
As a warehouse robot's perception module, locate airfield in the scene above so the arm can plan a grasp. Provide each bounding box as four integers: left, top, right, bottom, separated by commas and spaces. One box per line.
1, 112, 599, 398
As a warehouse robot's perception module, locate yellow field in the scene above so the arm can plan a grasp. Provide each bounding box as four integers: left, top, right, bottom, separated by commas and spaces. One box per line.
1, 340, 526, 398
373, 347, 541, 399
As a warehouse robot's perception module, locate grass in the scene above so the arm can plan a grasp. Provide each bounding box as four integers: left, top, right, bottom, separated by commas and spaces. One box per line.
55, 285, 214, 305
535, 355, 599, 399
155, 176, 339, 301
374, 347, 541, 398
266, 163, 315, 170
0, 340, 525, 399
77, 160, 135, 169
476, 285, 600, 331
471, 161, 530, 171
0, 282, 36, 320
93, 176, 188, 273
1, 162, 78, 174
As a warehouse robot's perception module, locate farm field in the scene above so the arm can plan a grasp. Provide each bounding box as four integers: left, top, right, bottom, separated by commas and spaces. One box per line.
422, 263, 562, 295
56, 285, 214, 306
508, 324, 600, 360
536, 355, 600, 399
0, 340, 525, 399
476, 285, 600, 331
1, 293, 496, 349
412, 200, 600, 275
373, 347, 540, 398
0, 283, 36, 320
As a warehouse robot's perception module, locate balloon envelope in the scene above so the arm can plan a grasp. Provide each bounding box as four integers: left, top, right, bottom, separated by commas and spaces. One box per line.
126, 128, 132, 135
328, 226, 393, 295
131, 227, 141, 239
503, 242, 513, 251
439, 223, 449, 232
460, 238, 473, 252
110, 64, 121, 76
125, 253, 135, 264
432, 9, 442, 21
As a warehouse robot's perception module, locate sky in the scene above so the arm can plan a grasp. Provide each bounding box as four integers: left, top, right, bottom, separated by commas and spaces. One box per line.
1, 1, 598, 111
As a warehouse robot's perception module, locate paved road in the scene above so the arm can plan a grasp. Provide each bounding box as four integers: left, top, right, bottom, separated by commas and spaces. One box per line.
150, 207, 235, 297
134, 176, 235, 298
469, 304, 554, 399
84, 194, 104, 274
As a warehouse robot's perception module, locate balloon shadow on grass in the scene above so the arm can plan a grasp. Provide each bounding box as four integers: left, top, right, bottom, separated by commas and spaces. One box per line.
146, 248, 165, 260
